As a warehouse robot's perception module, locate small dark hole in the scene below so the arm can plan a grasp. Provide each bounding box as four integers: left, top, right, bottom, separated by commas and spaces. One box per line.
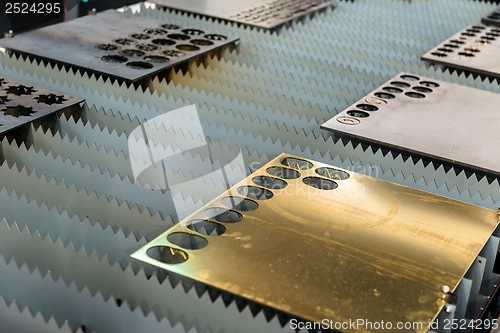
176, 44, 200, 52
96, 43, 119, 51
461, 32, 476, 37
221, 196, 259, 211
471, 25, 486, 30
1, 105, 36, 117
163, 50, 185, 57
152, 38, 176, 46
347, 110, 369, 118
382, 86, 403, 93
481, 36, 495, 41
136, 44, 159, 51
182, 29, 205, 36
252, 176, 288, 189
356, 104, 378, 111
449, 39, 465, 45
144, 55, 169, 63
35, 93, 67, 105
458, 52, 475, 57
486, 32, 500, 37
126, 61, 154, 69
237, 186, 274, 200
146, 246, 188, 264
438, 47, 454, 52
167, 232, 208, 250
204, 207, 243, 223
186, 219, 226, 236
121, 49, 145, 57
130, 33, 150, 40
413, 86, 433, 93
113, 38, 135, 45
160, 24, 180, 30
315, 167, 350, 180
168, 34, 191, 40
374, 92, 395, 99
144, 28, 168, 35
266, 166, 301, 179
442, 44, 459, 49
405, 92, 426, 99
205, 34, 227, 41
431, 52, 447, 57
4, 85, 36, 95
476, 39, 491, 44
390, 81, 410, 88
303, 177, 338, 190
0, 95, 10, 104
464, 48, 480, 53
191, 39, 214, 46
101, 55, 128, 63
401, 75, 419, 81
420, 81, 439, 88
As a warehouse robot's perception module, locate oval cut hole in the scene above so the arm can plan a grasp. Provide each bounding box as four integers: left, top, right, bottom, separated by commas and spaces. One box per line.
146, 246, 188, 264
167, 232, 208, 250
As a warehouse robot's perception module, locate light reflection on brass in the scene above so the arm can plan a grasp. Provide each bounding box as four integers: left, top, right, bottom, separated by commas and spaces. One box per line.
132, 153, 498, 332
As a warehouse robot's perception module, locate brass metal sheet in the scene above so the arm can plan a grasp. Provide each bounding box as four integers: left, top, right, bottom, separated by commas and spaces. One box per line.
421, 24, 500, 78
131, 153, 498, 331
320, 72, 500, 176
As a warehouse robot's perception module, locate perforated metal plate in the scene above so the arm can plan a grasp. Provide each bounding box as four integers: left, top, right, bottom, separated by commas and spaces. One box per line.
321, 72, 500, 176
148, 0, 334, 29
0, 76, 82, 134
421, 24, 500, 78
482, 7, 500, 27
131, 153, 498, 329
0, 10, 238, 82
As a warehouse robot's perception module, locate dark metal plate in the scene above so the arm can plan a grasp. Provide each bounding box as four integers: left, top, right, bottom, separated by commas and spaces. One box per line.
0, 76, 82, 134
320, 72, 500, 176
131, 153, 498, 330
148, 0, 334, 29
421, 24, 500, 78
482, 7, 500, 27
0, 10, 239, 82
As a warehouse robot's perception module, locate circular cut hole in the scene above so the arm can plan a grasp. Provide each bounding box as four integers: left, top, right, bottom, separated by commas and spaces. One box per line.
464, 48, 480, 53
487, 32, 500, 37
252, 176, 288, 189
176, 44, 200, 52
471, 25, 486, 30
347, 110, 369, 118
136, 44, 159, 51
420, 81, 439, 88
126, 61, 154, 69
221, 196, 259, 211
431, 52, 447, 57
144, 28, 168, 35
390, 81, 410, 88
186, 219, 226, 236
167, 232, 208, 250
413, 86, 433, 93
481, 36, 495, 41
476, 39, 491, 44
374, 92, 395, 99
191, 39, 214, 46
237, 186, 273, 200
449, 39, 465, 45
438, 48, 454, 52
315, 167, 350, 180
466, 29, 482, 34
144, 55, 169, 63
356, 104, 378, 111
382, 86, 403, 93
266, 166, 301, 179
400, 75, 419, 81
113, 38, 135, 45
204, 207, 243, 223
161, 24, 180, 30
182, 28, 205, 36
96, 43, 119, 51
163, 49, 185, 57
205, 34, 227, 41
442, 44, 459, 49
280, 157, 313, 170
167, 34, 191, 40
303, 177, 338, 190
461, 32, 476, 37
146, 246, 188, 264
458, 52, 475, 57
101, 55, 128, 63
152, 38, 176, 46
121, 49, 145, 57
405, 91, 426, 99
130, 33, 150, 40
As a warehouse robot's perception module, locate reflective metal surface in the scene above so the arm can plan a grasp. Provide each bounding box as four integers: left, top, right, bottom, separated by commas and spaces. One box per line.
0, 76, 82, 134
132, 153, 498, 331
148, 0, 334, 29
321, 72, 500, 176
0, 10, 238, 82
421, 24, 500, 78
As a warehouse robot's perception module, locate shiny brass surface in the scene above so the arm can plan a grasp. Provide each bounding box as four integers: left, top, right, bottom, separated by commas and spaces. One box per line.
131, 153, 498, 332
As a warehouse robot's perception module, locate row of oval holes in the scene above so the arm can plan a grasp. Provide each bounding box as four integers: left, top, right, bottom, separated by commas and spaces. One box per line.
431, 26, 499, 58
146, 157, 351, 264
345, 75, 440, 118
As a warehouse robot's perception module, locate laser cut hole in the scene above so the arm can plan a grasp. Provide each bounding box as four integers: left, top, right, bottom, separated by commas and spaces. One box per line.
101, 55, 128, 63
420, 81, 439, 88
167, 232, 208, 250
405, 92, 426, 99
266, 166, 301, 179
458, 52, 475, 57
205, 34, 227, 41
146, 246, 188, 264
374, 92, 395, 99
412, 86, 433, 93
168, 34, 190, 40
431, 52, 447, 57
96, 43, 119, 51
400, 75, 419, 81
130, 33, 150, 40
449, 39, 465, 45
315, 167, 350, 180
5, 85, 36, 95
144, 28, 168, 35
126, 61, 154, 69
464, 48, 480, 53
186, 219, 226, 236
221, 196, 259, 211
160, 24, 180, 30
35, 94, 67, 105
1, 105, 36, 117
176, 44, 200, 52
121, 49, 145, 57
438, 47, 455, 52
0, 95, 10, 104
113, 38, 135, 45
182, 29, 204, 36
163, 50, 185, 57
237, 186, 274, 200
461, 32, 476, 37
481, 36, 495, 41
390, 81, 410, 88
347, 110, 369, 118
280, 157, 313, 170
144, 55, 169, 63
356, 104, 378, 111
205, 207, 243, 223
382, 87, 403, 93
476, 39, 491, 44
303, 177, 338, 190
136, 44, 159, 51
252, 176, 288, 189
191, 39, 214, 46
152, 38, 176, 46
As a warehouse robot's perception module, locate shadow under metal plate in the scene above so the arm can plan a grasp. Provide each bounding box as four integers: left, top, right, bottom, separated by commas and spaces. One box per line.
0, 10, 238, 82
421, 24, 500, 78
482, 7, 500, 27
0, 76, 82, 134
148, 0, 334, 29
131, 153, 498, 330
321, 72, 500, 176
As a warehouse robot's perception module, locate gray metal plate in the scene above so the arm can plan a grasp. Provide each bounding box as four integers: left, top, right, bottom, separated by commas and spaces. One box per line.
320, 72, 500, 176
0, 76, 82, 134
482, 7, 500, 27
148, 0, 334, 29
0, 10, 239, 82
421, 24, 500, 78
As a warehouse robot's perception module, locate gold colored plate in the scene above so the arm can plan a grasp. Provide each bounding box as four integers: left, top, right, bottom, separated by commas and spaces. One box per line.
131, 153, 498, 331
